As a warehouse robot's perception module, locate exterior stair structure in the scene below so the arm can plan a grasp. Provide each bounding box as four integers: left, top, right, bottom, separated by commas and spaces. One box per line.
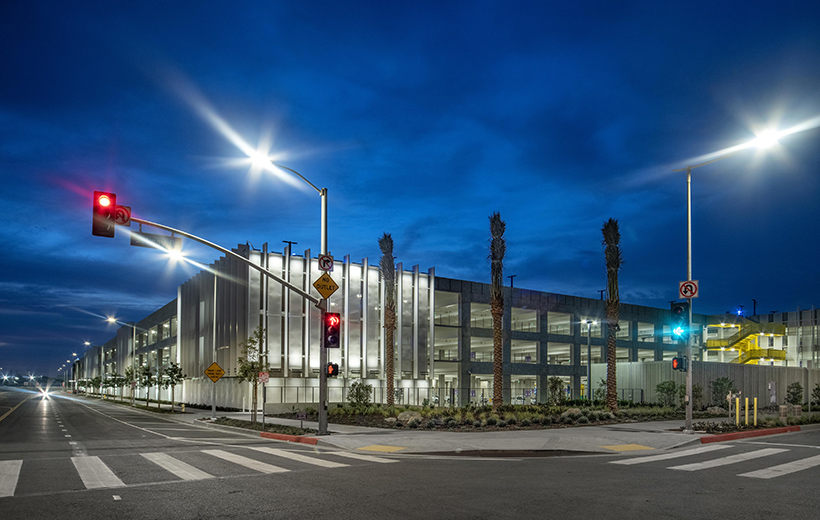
705, 315, 786, 365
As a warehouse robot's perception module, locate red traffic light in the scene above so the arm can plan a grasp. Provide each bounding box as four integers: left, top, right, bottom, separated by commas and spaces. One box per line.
92, 191, 117, 237
326, 362, 339, 377
324, 312, 341, 348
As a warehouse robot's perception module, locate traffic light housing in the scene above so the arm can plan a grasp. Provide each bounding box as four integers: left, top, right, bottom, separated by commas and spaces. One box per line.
670, 302, 690, 341
92, 191, 117, 237
672, 356, 688, 372
326, 362, 339, 377
323, 312, 340, 348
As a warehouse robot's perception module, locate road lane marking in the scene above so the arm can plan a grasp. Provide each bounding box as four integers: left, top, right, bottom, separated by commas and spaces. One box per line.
141, 452, 214, 480
72, 456, 126, 489
0, 460, 23, 497
610, 444, 733, 465
668, 448, 788, 471
202, 449, 289, 474
247, 447, 349, 468
739, 454, 820, 479
330, 451, 399, 463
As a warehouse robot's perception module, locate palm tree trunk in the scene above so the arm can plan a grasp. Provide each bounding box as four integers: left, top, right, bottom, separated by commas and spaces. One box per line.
385, 302, 396, 407
491, 296, 504, 409
602, 218, 622, 413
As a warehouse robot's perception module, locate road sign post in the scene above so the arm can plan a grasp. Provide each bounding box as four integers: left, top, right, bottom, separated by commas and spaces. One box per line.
205, 362, 225, 420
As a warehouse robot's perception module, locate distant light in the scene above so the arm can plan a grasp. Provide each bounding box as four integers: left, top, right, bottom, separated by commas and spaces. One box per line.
107, 317, 116, 323
84, 341, 90, 346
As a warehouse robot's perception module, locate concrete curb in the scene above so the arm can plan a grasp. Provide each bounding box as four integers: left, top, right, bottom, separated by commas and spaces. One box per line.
701, 425, 801, 443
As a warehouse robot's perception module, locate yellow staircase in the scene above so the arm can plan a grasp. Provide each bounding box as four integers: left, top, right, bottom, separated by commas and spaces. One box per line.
705, 316, 786, 365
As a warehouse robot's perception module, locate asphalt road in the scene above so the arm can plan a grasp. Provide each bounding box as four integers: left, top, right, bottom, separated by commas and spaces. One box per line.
3, 386, 820, 519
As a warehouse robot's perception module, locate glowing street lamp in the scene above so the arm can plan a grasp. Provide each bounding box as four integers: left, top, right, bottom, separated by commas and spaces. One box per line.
672, 127, 789, 433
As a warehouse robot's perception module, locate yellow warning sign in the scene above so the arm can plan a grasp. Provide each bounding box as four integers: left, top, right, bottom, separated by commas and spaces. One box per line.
205, 362, 225, 383
313, 272, 339, 299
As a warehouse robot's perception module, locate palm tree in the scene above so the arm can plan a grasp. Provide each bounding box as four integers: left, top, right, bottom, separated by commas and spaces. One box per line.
489, 212, 506, 411
602, 218, 623, 413
379, 233, 396, 407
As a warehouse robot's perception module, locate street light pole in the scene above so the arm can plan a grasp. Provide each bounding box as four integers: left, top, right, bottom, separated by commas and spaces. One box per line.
673, 131, 783, 433
260, 162, 331, 435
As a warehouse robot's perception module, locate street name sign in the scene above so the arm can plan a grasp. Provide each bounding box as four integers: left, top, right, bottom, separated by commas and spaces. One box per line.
205, 362, 225, 383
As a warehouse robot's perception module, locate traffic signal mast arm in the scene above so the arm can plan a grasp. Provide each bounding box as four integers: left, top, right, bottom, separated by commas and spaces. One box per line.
131, 217, 321, 308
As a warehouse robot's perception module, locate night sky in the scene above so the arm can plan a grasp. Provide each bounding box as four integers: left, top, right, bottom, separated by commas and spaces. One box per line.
3, 1, 820, 377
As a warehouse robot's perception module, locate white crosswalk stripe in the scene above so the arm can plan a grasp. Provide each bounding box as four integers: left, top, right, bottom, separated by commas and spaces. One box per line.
0, 460, 23, 497
668, 448, 788, 471
141, 452, 213, 480
739, 453, 820, 479
610, 444, 733, 465
72, 456, 126, 489
201, 449, 289, 474
246, 447, 349, 469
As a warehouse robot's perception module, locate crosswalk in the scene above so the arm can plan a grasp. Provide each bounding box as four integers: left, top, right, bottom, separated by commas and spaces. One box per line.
610, 443, 820, 480
0, 446, 398, 498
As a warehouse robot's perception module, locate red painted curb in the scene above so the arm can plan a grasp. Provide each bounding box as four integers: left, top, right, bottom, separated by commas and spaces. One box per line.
701, 425, 801, 443
260, 431, 319, 445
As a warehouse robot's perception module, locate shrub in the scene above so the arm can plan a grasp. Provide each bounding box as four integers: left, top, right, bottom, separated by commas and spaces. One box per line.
485, 416, 497, 426
656, 380, 678, 407
473, 420, 482, 428
786, 382, 804, 405
408, 418, 420, 428
521, 418, 531, 427
577, 416, 590, 424
710, 377, 737, 407
497, 420, 507, 427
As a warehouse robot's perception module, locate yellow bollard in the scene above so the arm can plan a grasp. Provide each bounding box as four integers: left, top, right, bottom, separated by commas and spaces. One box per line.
754, 397, 758, 426
745, 397, 749, 426
181, 404, 185, 413
735, 398, 740, 425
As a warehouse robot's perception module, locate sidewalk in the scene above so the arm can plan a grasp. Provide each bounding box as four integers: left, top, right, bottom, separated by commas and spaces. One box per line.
82, 395, 814, 457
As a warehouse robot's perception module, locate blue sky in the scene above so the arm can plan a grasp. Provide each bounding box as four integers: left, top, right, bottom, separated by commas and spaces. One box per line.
2, 1, 820, 376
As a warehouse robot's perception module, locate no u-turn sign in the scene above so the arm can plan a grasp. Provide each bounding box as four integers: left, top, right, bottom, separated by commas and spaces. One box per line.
679, 280, 699, 299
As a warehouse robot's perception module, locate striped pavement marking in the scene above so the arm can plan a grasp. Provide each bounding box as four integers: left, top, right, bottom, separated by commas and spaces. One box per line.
668, 448, 788, 471
201, 449, 289, 474
141, 452, 214, 480
0, 460, 23, 497
739, 453, 820, 479
71, 456, 126, 489
610, 444, 733, 465
247, 447, 349, 469
330, 451, 399, 464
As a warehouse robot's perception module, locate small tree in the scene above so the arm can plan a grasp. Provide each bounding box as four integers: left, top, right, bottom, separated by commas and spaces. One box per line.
139, 365, 156, 407
124, 365, 136, 405
548, 376, 566, 405
108, 373, 125, 401
163, 363, 187, 412
812, 383, 820, 405
656, 381, 678, 407
347, 380, 373, 409
90, 375, 102, 396
236, 326, 270, 424
710, 377, 737, 407
593, 378, 607, 401
786, 381, 803, 405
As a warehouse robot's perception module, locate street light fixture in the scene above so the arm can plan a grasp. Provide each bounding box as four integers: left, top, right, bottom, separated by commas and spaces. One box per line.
672, 129, 783, 433
250, 156, 331, 436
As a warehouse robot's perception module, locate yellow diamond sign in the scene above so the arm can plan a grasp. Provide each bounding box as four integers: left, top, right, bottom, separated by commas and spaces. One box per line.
205, 362, 225, 383
313, 272, 339, 299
